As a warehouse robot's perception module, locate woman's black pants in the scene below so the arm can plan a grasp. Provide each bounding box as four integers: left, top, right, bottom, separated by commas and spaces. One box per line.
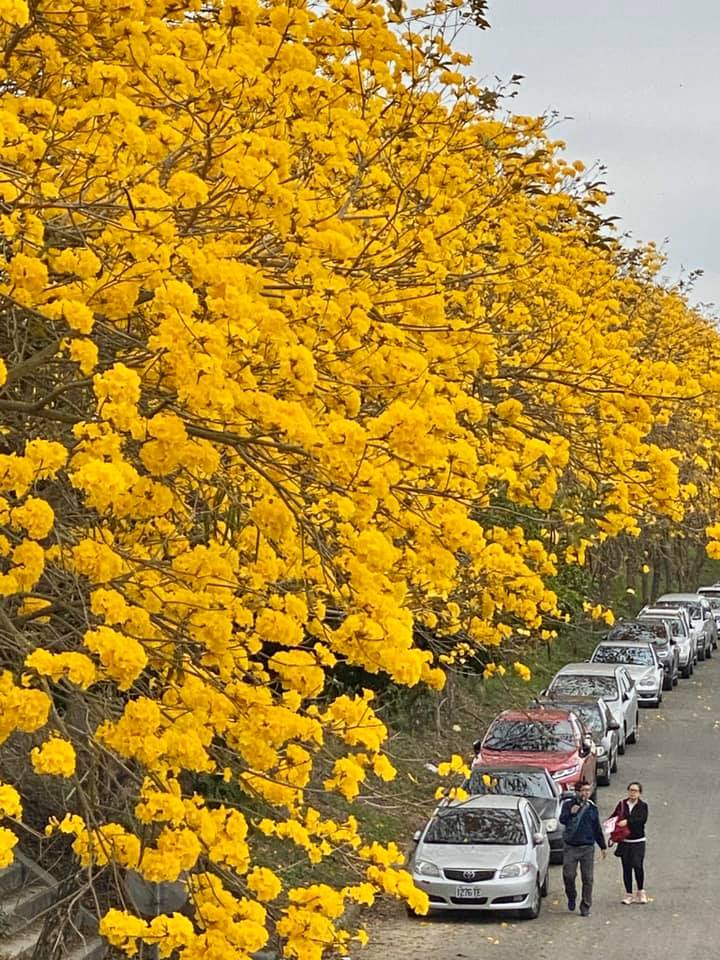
620, 841, 645, 892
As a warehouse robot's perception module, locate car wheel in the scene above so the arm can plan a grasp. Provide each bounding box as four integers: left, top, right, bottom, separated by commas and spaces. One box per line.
681, 662, 691, 678
662, 674, 672, 691
540, 870, 549, 897
598, 766, 611, 786
519, 882, 542, 920
611, 749, 618, 773
698, 645, 706, 662
619, 730, 626, 755
706, 643, 712, 659
673, 669, 679, 686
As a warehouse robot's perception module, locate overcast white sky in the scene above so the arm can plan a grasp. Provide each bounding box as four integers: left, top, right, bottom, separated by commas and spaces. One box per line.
462, 1, 720, 314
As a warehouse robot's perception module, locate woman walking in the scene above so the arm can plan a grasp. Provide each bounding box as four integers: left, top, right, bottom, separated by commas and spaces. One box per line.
611, 781, 649, 904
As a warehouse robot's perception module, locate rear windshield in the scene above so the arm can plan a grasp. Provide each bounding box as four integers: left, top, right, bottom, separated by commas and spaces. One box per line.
548, 675, 618, 701
593, 645, 654, 666
483, 718, 575, 752
424, 809, 526, 845
467, 770, 553, 799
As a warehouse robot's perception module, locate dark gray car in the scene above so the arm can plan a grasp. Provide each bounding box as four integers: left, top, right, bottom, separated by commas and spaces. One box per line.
533, 696, 620, 786
465, 766, 565, 864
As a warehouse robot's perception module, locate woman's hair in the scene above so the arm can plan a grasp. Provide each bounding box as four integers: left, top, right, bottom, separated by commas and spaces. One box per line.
627, 781, 643, 792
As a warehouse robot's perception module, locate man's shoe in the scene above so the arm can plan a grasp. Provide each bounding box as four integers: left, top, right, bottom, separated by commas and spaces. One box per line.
567, 898, 576, 912
621, 894, 634, 905
580, 905, 590, 917
636, 890, 648, 904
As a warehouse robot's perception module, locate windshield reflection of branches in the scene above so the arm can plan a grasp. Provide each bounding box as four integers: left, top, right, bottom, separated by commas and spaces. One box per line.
425, 810, 526, 845
594, 646, 653, 666
467, 770, 552, 798
549, 676, 618, 699
552, 704, 602, 735
484, 719, 575, 752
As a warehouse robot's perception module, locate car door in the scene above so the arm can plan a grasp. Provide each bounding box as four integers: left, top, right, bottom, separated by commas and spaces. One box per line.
526, 803, 549, 879
650, 645, 663, 689
619, 668, 638, 733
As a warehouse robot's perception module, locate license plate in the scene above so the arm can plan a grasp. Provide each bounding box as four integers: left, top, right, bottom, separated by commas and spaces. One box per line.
455, 886, 480, 898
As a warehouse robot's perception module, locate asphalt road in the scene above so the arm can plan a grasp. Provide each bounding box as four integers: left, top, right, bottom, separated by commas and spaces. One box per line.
357, 655, 720, 960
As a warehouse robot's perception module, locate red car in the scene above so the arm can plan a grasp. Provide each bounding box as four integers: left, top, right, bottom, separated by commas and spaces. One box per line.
477, 708, 597, 793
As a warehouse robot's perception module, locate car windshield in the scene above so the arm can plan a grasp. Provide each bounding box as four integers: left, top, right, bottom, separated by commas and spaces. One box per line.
608, 621, 665, 642
548, 675, 618, 700
424, 809, 527, 845
467, 770, 553, 799
641, 615, 684, 637
656, 600, 701, 620
593, 645, 653, 666
557, 704, 603, 735
483, 718, 575, 752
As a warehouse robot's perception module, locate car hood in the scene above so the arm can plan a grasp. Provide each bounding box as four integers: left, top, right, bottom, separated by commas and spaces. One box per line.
416, 841, 528, 872
623, 665, 657, 682
478, 748, 577, 772
527, 797, 558, 821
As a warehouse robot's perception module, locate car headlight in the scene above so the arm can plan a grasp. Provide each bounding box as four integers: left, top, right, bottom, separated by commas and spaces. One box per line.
638, 679, 656, 688
551, 765, 580, 780
499, 862, 532, 878
543, 818, 558, 833
414, 860, 441, 877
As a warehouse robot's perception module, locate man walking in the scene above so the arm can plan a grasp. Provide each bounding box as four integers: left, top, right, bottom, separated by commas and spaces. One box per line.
560, 779, 607, 916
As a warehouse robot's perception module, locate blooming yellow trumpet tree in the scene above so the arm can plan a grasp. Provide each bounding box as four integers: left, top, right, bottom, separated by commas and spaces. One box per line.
2, 0, 720, 955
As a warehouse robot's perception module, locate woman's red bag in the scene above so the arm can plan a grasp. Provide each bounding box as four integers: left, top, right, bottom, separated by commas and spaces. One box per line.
609, 802, 631, 844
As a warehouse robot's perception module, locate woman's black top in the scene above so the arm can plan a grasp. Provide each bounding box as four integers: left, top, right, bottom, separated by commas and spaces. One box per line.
612, 798, 648, 840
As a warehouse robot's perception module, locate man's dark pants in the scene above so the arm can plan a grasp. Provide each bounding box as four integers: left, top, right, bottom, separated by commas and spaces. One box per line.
563, 843, 595, 908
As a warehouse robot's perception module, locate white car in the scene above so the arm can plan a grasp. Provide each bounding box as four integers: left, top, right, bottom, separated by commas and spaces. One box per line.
654, 594, 714, 661
697, 585, 720, 642
409, 795, 550, 919
589, 640, 664, 708
639, 606, 695, 678
543, 662, 639, 753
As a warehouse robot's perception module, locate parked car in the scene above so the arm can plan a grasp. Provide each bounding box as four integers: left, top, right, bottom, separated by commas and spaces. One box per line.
697, 585, 720, 641
477, 708, 597, 793
465, 766, 566, 863
409, 795, 550, 919
534, 695, 620, 786
639, 606, 695, 677
590, 640, 664, 708
543, 663, 639, 753
654, 593, 715, 660
607, 618, 679, 690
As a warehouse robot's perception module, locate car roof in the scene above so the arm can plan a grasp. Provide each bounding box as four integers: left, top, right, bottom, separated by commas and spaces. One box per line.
642, 607, 684, 617
554, 662, 625, 676
595, 639, 653, 647
444, 794, 525, 811
537, 694, 603, 705
658, 593, 701, 601
470, 764, 553, 777
494, 708, 575, 722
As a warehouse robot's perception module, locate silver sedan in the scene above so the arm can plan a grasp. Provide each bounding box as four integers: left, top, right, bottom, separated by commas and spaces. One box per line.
409, 795, 551, 919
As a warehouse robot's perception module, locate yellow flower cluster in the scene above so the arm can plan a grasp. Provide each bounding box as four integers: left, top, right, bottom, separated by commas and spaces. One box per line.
3, 0, 720, 952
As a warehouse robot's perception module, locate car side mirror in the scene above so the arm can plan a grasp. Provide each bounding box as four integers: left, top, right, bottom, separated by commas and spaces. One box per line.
608, 720, 620, 730
622, 692, 630, 701
670, 638, 677, 645
532, 832, 545, 846
412, 830, 421, 843
560, 791, 575, 801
